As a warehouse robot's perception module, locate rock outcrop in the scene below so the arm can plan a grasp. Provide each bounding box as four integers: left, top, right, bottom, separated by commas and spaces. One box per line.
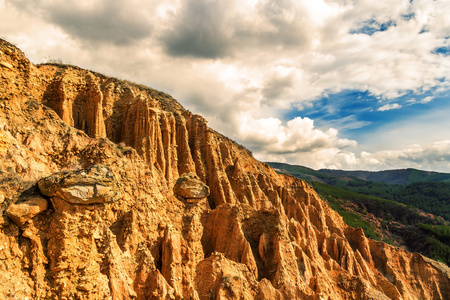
38, 164, 122, 204
6, 196, 48, 226
0, 38, 449, 299
174, 172, 210, 203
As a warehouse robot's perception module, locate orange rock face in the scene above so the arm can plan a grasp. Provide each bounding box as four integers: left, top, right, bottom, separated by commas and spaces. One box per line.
0, 38, 449, 299
6, 196, 48, 227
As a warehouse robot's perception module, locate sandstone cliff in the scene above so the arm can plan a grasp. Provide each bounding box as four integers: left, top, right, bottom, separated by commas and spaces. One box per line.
1, 39, 449, 300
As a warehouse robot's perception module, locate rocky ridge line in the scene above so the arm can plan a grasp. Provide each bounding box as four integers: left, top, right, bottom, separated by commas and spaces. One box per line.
0, 39, 449, 299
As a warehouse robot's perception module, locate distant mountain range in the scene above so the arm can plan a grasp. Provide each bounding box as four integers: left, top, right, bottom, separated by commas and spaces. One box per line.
319, 168, 450, 185
268, 162, 450, 185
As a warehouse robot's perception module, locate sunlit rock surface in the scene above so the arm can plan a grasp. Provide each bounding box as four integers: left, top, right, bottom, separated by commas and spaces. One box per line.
0, 38, 449, 300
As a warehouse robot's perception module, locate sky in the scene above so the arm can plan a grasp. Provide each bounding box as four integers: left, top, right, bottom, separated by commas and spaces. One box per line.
1, 0, 450, 172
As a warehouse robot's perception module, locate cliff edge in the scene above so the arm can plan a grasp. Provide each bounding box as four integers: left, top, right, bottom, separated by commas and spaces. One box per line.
1, 39, 449, 299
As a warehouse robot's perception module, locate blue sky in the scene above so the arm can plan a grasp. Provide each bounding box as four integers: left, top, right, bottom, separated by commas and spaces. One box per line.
1, 0, 450, 171
288, 88, 450, 144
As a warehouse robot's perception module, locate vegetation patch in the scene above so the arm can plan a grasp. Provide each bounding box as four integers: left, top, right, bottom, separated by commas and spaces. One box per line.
268, 162, 450, 265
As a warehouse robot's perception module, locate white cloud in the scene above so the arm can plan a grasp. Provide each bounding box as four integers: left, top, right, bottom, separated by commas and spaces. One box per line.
355, 140, 450, 172
275, 140, 450, 172
5, 0, 156, 45
378, 103, 402, 111
418, 96, 434, 104
235, 113, 358, 168
406, 96, 434, 105
1, 0, 450, 171
4, 0, 448, 103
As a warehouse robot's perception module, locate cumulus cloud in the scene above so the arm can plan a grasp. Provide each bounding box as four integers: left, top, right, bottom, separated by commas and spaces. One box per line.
239, 0, 312, 50
235, 114, 357, 164
6, 0, 155, 46
160, 0, 233, 58
49, 1, 153, 45
406, 96, 434, 105
355, 140, 450, 172
378, 103, 402, 111
270, 140, 450, 172
261, 67, 297, 106
159, 0, 313, 58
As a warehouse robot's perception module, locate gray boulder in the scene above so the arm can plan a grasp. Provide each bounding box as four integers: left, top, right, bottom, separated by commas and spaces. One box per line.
38, 165, 121, 204
174, 172, 210, 203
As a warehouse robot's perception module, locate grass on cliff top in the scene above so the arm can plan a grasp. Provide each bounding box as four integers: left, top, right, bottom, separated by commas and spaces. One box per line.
130, 82, 183, 112
38, 60, 86, 72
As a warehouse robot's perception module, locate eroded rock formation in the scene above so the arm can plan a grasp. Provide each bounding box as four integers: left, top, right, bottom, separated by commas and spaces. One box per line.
1, 39, 449, 299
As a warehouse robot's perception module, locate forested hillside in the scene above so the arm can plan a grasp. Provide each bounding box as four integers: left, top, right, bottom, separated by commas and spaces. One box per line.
268, 162, 450, 265
269, 162, 450, 221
